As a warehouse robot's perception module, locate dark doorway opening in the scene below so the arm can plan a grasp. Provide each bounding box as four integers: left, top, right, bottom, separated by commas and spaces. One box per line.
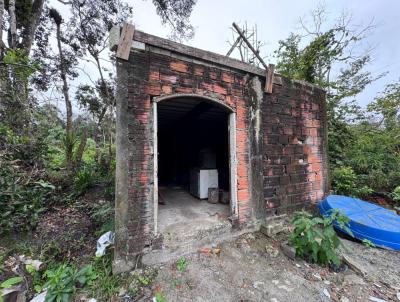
157, 97, 231, 234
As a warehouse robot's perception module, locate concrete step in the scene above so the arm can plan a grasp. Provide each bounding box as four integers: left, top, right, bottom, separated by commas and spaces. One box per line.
141, 221, 260, 266
161, 220, 232, 251
260, 214, 289, 237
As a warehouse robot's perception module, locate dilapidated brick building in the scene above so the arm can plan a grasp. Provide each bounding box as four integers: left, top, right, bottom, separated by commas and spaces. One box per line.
112, 24, 329, 272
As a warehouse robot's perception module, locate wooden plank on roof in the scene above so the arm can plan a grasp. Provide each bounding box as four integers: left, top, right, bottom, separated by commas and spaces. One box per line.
265, 64, 275, 93
116, 22, 135, 60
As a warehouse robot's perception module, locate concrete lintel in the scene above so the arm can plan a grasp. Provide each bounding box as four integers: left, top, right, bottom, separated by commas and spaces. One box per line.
132, 40, 146, 50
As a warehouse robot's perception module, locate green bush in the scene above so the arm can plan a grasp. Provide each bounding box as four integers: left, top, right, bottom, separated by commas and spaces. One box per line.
73, 169, 97, 196
331, 166, 372, 197
289, 210, 352, 267
81, 138, 97, 168
391, 186, 400, 205
90, 202, 114, 236
84, 256, 121, 300
41, 263, 94, 302
341, 125, 400, 195
0, 161, 55, 234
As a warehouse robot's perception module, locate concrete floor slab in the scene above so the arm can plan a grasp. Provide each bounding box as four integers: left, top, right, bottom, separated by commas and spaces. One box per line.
158, 187, 230, 235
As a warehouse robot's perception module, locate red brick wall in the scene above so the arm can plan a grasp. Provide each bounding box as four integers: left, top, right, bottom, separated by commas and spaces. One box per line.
120, 50, 253, 254
262, 79, 328, 215
116, 48, 327, 256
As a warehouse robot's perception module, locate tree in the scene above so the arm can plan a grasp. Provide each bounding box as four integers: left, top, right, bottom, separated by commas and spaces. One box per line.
1, 0, 198, 180
0, 0, 45, 55
153, 0, 196, 41
49, 8, 88, 177
368, 80, 400, 130
66, 0, 131, 173
0, 0, 45, 136
274, 5, 382, 167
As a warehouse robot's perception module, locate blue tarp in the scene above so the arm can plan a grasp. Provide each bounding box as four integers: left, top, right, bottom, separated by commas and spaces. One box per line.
319, 195, 400, 250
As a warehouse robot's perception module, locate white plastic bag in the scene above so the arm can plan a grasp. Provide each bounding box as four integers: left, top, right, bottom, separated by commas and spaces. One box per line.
95, 231, 115, 257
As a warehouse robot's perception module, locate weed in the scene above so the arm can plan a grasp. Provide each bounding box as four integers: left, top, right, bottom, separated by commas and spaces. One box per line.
289, 210, 352, 267
176, 257, 187, 272
362, 239, 376, 248
39, 241, 64, 264
84, 255, 121, 301
138, 276, 150, 286
42, 263, 92, 302
0, 255, 4, 274
391, 186, 400, 205
1, 276, 23, 289
73, 169, 96, 196
155, 292, 167, 302
1, 277, 24, 301
171, 278, 182, 289
0, 162, 56, 234
97, 219, 115, 236
103, 182, 115, 199
26, 264, 44, 293
90, 202, 114, 225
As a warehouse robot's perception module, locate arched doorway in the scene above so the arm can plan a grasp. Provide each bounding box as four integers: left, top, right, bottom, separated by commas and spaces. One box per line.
152, 94, 237, 234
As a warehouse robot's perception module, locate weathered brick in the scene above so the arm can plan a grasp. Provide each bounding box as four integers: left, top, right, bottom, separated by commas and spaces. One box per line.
221, 72, 234, 83
194, 67, 204, 76
238, 189, 250, 201
170, 61, 188, 73
161, 85, 172, 94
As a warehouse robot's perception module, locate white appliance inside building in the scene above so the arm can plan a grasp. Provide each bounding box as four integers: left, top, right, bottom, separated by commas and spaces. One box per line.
190, 168, 218, 199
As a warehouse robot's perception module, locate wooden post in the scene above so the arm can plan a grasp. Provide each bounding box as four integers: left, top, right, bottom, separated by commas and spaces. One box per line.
226, 35, 242, 57
116, 22, 135, 60
265, 64, 275, 94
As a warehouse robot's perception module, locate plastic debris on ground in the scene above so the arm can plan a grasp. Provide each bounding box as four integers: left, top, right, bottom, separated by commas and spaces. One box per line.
95, 231, 115, 257
323, 288, 330, 298
369, 296, 387, 302
30, 290, 48, 302
19, 255, 44, 271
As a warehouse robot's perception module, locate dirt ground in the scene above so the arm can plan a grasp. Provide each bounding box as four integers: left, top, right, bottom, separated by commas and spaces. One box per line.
147, 232, 400, 302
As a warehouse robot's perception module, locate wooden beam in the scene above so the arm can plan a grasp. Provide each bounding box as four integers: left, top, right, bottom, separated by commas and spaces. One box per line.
226, 35, 242, 57
232, 22, 268, 69
116, 22, 135, 60
265, 64, 275, 93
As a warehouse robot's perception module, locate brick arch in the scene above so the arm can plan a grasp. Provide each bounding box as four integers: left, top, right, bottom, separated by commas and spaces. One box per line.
153, 93, 236, 113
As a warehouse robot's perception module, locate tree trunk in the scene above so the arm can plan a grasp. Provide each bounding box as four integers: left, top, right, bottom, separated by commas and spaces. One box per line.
74, 128, 88, 172
55, 22, 74, 177
8, 0, 17, 49
93, 54, 112, 167
20, 0, 45, 55
0, 0, 5, 96
0, 0, 4, 52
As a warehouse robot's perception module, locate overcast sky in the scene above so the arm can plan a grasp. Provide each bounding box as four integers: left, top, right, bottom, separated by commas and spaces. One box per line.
130, 0, 400, 107
52, 0, 400, 108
